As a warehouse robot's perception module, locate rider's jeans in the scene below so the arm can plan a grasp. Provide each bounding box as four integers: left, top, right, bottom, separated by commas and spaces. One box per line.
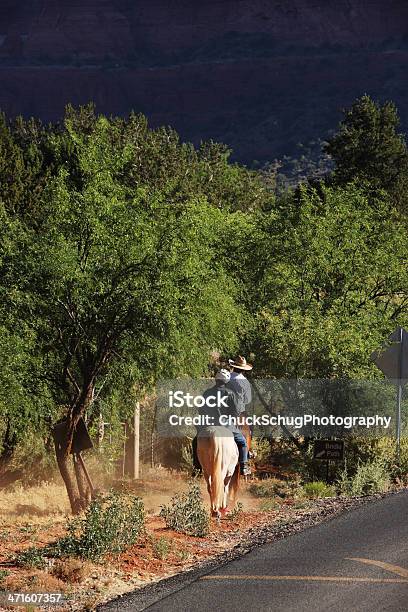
233, 431, 248, 465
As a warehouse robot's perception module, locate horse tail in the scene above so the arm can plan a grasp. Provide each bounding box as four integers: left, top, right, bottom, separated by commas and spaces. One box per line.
229, 462, 240, 508
210, 437, 224, 512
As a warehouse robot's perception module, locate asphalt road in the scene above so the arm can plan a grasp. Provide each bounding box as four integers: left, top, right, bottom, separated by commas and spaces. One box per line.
103, 491, 408, 612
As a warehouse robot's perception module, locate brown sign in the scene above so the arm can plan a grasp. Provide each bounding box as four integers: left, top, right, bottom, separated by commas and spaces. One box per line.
313, 440, 344, 461
52, 418, 93, 454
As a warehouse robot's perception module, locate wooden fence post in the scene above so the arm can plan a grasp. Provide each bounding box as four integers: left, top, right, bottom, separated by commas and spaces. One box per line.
133, 401, 140, 479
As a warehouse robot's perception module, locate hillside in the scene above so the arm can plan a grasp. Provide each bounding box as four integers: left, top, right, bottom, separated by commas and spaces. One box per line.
1, 1, 408, 162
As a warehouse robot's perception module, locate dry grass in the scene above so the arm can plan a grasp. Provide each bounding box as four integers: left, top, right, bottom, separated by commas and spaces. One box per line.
112, 465, 261, 515
4, 568, 66, 592
0, 467, 262, 531
51, 558, 93, 583
0, 482, 69, 522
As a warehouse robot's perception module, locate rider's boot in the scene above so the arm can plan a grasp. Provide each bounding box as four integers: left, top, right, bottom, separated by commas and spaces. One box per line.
240, 462, 251, 476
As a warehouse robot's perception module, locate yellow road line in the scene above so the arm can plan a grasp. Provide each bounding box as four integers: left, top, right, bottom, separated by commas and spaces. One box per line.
348, 558, 408, 580
200, 575, 408, 584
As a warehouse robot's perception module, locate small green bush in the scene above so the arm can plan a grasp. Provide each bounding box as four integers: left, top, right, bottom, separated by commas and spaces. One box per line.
160, 481, 209, 537
337, 459, 390, 496
15, 547, 47, 569
14, 492, 145, 566
303, 481, 335, 499
151, 536, 172, 560
228, 501, 243, 520
259, 499, 282, 512
53, 491, 145, 561
180, 442, 194, 473
252, 438, 271, 464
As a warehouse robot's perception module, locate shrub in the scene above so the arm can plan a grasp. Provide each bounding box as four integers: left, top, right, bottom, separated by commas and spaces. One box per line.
228, 501, 243, 520
337, 459, 390, 496
249, 477, 302, 499
259, 499, 282, 512
180, 441, 194, 473
53, 491, 145, 561
160, 481, 209, 537
151, 536, 172, 560
15, 547, 47, 569
334, 437, 408, 482
0, 569, 9, 584
303, 481, 335, 499
252, 437, 271, 464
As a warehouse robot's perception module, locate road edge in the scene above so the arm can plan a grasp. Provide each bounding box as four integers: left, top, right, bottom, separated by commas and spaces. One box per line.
98, 489, 407, 611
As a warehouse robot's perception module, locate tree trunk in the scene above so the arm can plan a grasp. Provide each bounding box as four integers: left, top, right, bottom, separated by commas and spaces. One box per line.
73, 454, 92, 508
65, 381, 95, 455
54, 435, 81, 514
54, 380, 96, 513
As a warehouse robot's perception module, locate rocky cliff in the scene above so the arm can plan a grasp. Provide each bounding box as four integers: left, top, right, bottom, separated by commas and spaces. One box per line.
1, 1, 407, 161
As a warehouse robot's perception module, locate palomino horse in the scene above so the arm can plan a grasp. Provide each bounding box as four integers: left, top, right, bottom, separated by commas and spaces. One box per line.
197, 426, 240, 518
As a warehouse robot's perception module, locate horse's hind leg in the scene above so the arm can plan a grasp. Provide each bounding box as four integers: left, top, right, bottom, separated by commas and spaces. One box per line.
220, 474, 232, 513
209, 476, 222, 519
203, 472, 218, 517
203, 472, 212, 500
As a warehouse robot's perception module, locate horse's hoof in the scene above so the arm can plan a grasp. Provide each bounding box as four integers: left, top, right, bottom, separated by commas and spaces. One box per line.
220, 506, 229, 516
211, 510, 221, 519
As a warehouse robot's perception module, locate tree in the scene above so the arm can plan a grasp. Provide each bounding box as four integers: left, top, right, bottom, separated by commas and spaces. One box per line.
325, 95, 408, 212
0, 203, 54, 471
7, 112, 243, 511
247, 183, 408, 379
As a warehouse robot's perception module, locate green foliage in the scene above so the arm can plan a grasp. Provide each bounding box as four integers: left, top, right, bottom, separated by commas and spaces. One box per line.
252, 438, 271, 464
334, 437, 408, 482
2, 97, 408, 483
151, 535, 172, 560
6, 431, 57, 485
180, 442, 194, 473
325, 95, 408, 211
0, 106, 254, 458
0, 568, 9, 584
15, 547, 47, 569
259, 499, 282, 511
53, 491, 145, 561
249, 478, 302, 499
160, 481, 209, 537
227, 501, 244, 519
14, 492, 145, 566
303, 481, 335, 499
337, 459, 391, 496
0, 203, 54, 459
248, 183, 408, 378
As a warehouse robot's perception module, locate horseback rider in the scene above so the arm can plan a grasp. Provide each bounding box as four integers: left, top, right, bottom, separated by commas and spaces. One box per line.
228, 355, 254, 462
227, 355, 253, 413
192, 368, 251, 476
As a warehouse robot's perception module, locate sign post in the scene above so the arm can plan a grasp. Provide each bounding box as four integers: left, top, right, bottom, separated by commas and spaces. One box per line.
313, 440, 344, 484
313, 440, 344, 461
371, 327, 408, 462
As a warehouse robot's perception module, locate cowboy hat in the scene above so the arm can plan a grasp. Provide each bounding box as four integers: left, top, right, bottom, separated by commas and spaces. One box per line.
228, 355, 253, 371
